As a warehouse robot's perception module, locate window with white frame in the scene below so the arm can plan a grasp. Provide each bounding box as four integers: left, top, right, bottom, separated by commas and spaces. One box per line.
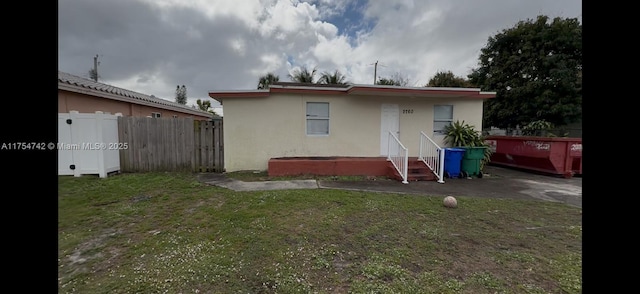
306, 102, 329, 135
151, 112, 161, 118
433, 105, 453, 135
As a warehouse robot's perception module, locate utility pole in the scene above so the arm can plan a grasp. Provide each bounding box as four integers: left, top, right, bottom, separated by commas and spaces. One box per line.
93, 54, 99, 82
370, 60, 386, 85
373, 60, 377, 85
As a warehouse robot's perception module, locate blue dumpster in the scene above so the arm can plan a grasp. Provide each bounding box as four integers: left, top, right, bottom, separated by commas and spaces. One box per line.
443, 148, 466, 178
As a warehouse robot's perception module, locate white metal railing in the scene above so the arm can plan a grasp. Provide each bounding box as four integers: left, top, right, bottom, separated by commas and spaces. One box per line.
419, 131, 445, 183
387, 131, 409, 184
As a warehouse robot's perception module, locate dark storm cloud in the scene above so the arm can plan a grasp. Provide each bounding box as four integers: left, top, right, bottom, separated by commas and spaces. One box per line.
59, 0, 270, 99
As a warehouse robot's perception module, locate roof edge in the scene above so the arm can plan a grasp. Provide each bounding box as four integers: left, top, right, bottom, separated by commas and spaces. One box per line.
269, 84, 351, 92
353, 84, 482, 92
208, 84, 497, 100
59, 71, 214, 118
59, 84, 214, 117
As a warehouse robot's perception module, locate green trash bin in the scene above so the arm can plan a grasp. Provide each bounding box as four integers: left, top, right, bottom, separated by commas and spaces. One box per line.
459, 146, 487, 177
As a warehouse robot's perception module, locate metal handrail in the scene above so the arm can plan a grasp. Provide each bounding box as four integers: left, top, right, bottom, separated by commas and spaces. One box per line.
419, 131, 445, 183
387, 131, 409, 184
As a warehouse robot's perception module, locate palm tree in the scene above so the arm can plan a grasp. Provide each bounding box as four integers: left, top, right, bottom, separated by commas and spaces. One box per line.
257, 73, 280, 89
317, 70, 349, 85
196, 99, 218, 116
288, 66, 317, 83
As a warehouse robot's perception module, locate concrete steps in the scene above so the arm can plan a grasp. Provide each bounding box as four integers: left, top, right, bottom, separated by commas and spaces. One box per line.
388, 158, 438, 182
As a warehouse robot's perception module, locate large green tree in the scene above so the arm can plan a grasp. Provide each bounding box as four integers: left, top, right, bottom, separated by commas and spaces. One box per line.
175, 85, 187, 105
317, 70, 349, 85
427, 70, 473, 87
288, 66, 317, 83
468, 15, 582, 130
257, 73, 279, 89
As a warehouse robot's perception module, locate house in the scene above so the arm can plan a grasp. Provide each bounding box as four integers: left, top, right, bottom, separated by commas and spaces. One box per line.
209, 82, 496, 181
59, 71, 215, 120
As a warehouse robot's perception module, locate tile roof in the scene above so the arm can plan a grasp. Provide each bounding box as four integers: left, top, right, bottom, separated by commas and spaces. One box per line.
58, 71, 215, 117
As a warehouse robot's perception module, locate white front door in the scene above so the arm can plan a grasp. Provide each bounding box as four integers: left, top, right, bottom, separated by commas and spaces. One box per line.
380, 104, 400, 156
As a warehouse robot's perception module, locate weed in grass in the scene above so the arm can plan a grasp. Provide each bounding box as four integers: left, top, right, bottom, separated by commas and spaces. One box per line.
443, 279, 465, 292
361, 254, 409, 281
550, 252, 582, 294
518, 283, 551, 294
494, 250, 537, 264
468, 271, 504, 291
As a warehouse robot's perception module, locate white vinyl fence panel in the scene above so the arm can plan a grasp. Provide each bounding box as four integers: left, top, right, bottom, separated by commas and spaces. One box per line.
58, 111, 122, 178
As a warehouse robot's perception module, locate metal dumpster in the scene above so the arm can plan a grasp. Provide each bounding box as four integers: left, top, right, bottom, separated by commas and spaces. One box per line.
484, 135, 582, 178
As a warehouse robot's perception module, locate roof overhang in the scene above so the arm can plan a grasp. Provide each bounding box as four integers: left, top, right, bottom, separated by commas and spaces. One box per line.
346, 85, 495, 99
59, 82, 214, 118
209, 84, 496, 103
207, 90, 270, 103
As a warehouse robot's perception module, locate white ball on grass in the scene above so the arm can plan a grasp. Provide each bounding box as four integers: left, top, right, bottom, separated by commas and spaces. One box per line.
443, 196, 457, 208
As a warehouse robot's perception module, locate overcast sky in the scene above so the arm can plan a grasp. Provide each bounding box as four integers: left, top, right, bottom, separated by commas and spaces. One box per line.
58, 0, 581, 115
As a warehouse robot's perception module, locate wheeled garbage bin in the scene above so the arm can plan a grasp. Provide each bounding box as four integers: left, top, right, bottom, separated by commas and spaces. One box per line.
443, 148, 466, 178
460, 146, 487, 178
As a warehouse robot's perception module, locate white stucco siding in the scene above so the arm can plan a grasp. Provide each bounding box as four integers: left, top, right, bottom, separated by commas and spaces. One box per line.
371, 97, 484, 152
223, 94, 382, 171
452, 99, 485, 135
397, 100, 434, 152
301, 95, 381, 157
222, 93, 486, 171
223, 95, 298, 171
403, 98, 485, 148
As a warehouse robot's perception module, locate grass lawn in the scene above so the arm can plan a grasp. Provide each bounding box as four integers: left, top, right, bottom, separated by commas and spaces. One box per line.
58, 172, 581, 293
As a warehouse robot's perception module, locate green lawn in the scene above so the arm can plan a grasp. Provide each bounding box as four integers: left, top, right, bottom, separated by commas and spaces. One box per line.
58, 172, 581, 293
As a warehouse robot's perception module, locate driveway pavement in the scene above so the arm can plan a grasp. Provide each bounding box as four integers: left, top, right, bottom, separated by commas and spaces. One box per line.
198, 165, 582, 208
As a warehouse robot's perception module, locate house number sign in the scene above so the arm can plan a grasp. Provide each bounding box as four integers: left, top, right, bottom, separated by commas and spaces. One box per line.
402, 109, 414, 114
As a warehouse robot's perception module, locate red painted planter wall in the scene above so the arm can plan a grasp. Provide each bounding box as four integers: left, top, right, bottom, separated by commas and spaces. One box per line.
268, 157, 392, 177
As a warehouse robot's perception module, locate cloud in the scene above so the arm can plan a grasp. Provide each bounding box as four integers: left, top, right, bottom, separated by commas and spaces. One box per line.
58, 0, 581, 107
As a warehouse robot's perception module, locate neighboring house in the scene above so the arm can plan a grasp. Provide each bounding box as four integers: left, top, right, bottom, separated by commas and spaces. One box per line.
209, 82, 496, 175
59, 71, 215, 120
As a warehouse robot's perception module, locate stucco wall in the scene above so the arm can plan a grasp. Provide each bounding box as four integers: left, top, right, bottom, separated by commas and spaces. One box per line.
58, 90, 212, 120
223, 93, 485, 171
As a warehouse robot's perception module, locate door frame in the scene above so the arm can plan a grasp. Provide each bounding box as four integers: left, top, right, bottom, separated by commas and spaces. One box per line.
380, 103, 400, 156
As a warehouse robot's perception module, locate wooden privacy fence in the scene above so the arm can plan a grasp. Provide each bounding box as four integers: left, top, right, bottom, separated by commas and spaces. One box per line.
118, 117, 224, 173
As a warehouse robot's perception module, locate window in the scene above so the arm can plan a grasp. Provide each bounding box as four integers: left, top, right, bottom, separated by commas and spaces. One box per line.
433, 105, 453, 135
151, 112, 161, 118
172, 115, 178, 118
306, 102, 329, 135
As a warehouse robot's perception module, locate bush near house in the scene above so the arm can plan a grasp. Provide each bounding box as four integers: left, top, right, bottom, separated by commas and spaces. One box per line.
443, 120, 493, 171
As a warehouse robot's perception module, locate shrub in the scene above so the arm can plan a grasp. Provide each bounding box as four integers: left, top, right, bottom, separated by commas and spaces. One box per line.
443, 120, 492, 170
